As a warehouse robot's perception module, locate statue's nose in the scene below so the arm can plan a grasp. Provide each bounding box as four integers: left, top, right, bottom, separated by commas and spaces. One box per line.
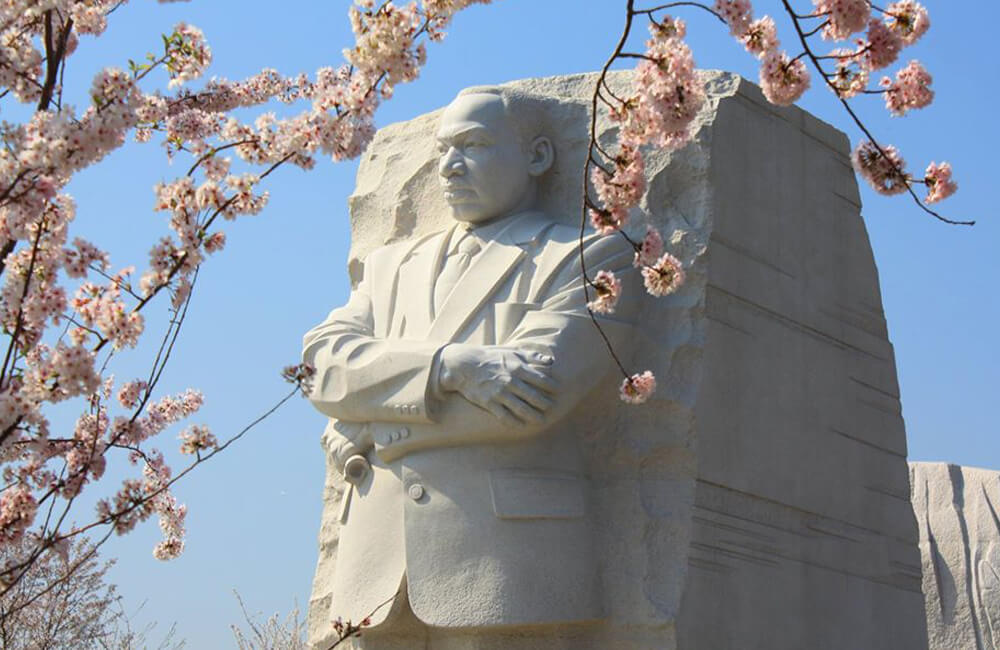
439, 148, 464, 178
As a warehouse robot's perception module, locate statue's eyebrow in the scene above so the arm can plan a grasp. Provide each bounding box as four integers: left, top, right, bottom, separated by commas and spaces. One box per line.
436, 125, 492, 143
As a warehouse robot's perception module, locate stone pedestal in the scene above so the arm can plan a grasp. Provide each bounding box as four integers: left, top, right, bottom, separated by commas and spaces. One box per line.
305, 71, 927, 649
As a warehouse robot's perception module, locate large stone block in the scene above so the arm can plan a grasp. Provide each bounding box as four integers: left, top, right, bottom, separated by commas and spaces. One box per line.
306, 71, 927, 649
675, 72, 926, 650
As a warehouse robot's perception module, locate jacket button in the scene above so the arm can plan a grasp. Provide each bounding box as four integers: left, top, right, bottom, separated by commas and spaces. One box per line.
408, 483, 425, 501
391, 430, 401, 441
399, 427, 410, 438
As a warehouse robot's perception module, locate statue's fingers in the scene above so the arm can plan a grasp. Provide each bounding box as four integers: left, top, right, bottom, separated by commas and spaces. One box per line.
507, 378, 553, 412
515, 365, 558, 394
497, 393, 544, 424
515, 350, 553, 367
486, 401, 522, 428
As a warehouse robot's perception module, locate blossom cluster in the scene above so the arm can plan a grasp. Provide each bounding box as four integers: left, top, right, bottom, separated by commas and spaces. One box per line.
281, 362, 317, 396
713, 0, 810, 106
790, 1, 948, 204
586, 270, 622, 315
589, 17, 702, 236
585, 16, 701, 403
707, 1, 955, 207
882, 60, 933, 117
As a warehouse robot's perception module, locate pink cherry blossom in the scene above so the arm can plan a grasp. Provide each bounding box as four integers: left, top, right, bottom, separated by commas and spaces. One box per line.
813, 0, 870, 41
179, 425, 218, 455
62, 238, 110, 279
634, 226, 665, 268
590, 146, 645, 234
852, 140, 908, 195
885, 0, 930, 46
589, 208, 623, 236
620, 371, 657, 405
829, 48, 869, 98
587, 270, 622, 314
881, 60, 933, 116
759, 50, 811, 106
0, 486, 38, 544
614, 19, 705, 151
117, 380, 148, 410
642, 253, 686, 297
165, 23, 212, 89
741, 17, 779, 58
282, 363, 317, 395
71, 3, 109, 36
924, 162, 957, 204
715, 0, 753, 37
203, 232, 226, 254
862, 18, 903, 71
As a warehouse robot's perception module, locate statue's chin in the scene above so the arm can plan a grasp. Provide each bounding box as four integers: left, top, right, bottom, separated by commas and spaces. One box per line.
447, 204, 492, 224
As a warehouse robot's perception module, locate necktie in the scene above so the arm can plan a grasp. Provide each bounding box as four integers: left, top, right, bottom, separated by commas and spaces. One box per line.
434, 232, 481, 314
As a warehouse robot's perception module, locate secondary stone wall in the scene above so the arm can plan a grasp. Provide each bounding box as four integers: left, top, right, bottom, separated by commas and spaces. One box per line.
911, 462, 1000, 650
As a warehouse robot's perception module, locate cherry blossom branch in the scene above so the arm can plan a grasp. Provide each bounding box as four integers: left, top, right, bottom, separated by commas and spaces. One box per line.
778, 0, 973, 225
326, 591, 399, 649
37, 12, 73, 111
1, 375, 309, 605
1, 279, 199, 579
578, 0, 638, 382
633, 1, 725, 22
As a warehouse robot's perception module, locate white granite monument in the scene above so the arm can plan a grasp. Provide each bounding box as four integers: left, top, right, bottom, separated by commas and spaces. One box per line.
303, 71, 928, 649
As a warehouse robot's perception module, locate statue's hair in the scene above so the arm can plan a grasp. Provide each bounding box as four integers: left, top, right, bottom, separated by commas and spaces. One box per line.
455, 85, 551, 147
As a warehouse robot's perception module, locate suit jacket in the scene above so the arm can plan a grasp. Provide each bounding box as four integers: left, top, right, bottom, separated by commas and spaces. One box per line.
303, 210, 638, 628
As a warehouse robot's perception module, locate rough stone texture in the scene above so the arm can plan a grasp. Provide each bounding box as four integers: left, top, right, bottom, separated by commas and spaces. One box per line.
911, 462, 1000, 649
306, 71, 927, 649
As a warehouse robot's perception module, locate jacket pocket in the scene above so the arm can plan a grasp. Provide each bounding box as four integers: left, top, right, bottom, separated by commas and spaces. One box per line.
488, 469, 586, 520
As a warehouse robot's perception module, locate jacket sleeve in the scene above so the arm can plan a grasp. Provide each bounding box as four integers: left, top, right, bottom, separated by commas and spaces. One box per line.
373, 232, 640, 462
501, 232, 640, 425
303, 250, 442, 425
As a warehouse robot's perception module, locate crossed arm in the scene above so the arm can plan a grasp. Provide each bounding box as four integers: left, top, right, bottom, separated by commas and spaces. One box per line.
304, 234, 638, 470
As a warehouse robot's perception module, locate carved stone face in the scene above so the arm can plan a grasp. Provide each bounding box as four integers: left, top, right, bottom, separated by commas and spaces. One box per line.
436, 93, 536, 224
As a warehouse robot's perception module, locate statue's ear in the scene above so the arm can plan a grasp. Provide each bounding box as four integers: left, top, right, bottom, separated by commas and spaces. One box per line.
527, 136, 554, 177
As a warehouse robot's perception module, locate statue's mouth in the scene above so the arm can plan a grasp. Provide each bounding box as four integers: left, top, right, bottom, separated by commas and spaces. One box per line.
443, 187, 476, 203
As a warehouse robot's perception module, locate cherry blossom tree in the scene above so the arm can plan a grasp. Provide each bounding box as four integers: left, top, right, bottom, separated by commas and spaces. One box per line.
0, 0, 487, 614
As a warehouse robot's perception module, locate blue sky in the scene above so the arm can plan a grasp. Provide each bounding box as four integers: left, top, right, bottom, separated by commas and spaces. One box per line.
45, 0, 996, 646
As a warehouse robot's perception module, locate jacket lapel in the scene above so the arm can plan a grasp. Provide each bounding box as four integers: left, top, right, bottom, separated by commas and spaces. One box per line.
427, 212, 552, 343
392, 228, 451, 339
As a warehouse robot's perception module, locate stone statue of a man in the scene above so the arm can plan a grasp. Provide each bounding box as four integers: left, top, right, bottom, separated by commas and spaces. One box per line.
303, 87, 638, 647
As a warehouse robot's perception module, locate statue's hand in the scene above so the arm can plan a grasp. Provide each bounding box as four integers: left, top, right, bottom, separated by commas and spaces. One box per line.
323, 420, 373, 476
438, 344, 557, 427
